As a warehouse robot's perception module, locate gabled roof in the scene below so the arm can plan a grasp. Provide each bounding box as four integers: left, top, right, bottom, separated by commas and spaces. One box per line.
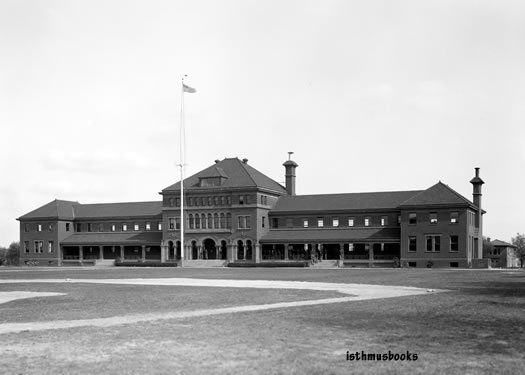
17, 199, 78, 220
162, 158, 287, 194
74, 201, 162, 219
18, 200, 162, 221
398, 182, 474, 208
491, 239, 516, 248
271, 190, 422, 213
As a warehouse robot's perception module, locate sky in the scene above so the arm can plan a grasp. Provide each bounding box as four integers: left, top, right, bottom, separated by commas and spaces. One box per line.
0, 0, 524, 247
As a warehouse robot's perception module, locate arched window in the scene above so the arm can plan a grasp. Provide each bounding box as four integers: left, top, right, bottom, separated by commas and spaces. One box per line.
195, 214, 201, 229
226, 213, 232, 229
176, 241, 181, 259
201, 213, 207, 229
246, 240, 253, 261
237, 240, 244, 260
208, 213, 213, 228
214, 213, 219, 229
220, 213, 226, 228
188, 214, 194, 229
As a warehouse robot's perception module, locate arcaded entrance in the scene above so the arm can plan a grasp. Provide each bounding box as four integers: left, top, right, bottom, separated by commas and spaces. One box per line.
203, 238, 217, 260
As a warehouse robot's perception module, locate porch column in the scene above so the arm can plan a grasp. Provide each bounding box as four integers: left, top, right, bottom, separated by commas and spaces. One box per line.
99, 246, 104, 260
79, 246, 84, 261
255, 243, 261, 263
339, 243, 344, 260
120, 246, 124, 260
284, 243, 289, 260
160, 244, 167, 263
227, 244, 235, 262
368, 243, 374, 266
141, 245, 146, 261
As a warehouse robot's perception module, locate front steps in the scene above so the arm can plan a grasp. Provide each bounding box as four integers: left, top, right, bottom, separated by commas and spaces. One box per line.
311, 260, 341, 268
180, 260, 228, 268
95, 259, 116, 267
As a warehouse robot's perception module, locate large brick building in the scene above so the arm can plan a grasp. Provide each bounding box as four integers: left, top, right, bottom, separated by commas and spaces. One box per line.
17, 157, 486, 268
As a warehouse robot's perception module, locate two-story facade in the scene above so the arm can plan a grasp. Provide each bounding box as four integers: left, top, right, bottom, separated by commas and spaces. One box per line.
17, 157, 486, 268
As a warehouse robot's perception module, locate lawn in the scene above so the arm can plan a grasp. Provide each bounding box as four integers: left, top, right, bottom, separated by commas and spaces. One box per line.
0, 267, 523, 374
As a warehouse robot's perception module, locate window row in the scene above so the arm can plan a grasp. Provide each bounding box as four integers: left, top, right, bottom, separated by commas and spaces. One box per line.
408, 211, 459, 225
24, 240, 54, 253
75, 222, 162, 233
169, 214, 256, 230
407, 235, 459, 253
273, 215, 399, 229
24, 223, 54, 232
166, 194, 262, 208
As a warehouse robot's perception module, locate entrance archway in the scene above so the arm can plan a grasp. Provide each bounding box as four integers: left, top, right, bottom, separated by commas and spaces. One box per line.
168, 241, 175, 260
191, 240, 198, 260
203, 238, 216, 260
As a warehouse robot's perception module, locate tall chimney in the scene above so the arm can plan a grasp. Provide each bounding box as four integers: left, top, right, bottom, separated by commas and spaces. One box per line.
470, 167, 485, 260
283, 152, 298, 195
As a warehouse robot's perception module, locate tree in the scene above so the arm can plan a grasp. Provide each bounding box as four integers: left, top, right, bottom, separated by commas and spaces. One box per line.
0, 242, 20, 266
511, 233, 525, 268
0, 246, 7, 265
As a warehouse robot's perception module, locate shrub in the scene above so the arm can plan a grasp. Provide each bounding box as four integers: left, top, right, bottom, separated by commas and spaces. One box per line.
115, 260, 177, 267
227, 261, 309, 268
426, 260, 434, 268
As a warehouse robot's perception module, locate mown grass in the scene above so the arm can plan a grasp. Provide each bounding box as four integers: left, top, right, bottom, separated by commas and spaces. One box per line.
0, 268, 523, 374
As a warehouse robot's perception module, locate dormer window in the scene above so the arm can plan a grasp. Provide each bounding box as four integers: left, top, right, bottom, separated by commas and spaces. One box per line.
199, 177, 222, 187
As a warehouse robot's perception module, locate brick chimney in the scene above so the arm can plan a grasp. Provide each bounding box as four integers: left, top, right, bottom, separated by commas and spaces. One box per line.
283, 152, 298, 195
470, 167, 485, 259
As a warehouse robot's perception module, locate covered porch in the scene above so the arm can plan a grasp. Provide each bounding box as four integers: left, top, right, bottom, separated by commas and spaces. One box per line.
60, 232, 163, 265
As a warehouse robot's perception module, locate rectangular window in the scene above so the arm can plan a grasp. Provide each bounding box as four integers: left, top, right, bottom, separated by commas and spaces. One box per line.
238, 216, 251, 229
48, 223, 53, 231
409, 213, 417, 225
123, 224, 128, 231
34, 241, 38, 253
35, 241, 43, 253
364, 217, 370, 227
146, 222, 151, 231
134, 223, 139, 231
426, 235, 441, 252
303, 219, 309, 228
450, 212, 459, 224
76, 223, 81, 232
66, 223, 70, 232
286, 218, 293, 228
37, 224, 42, 232
87, 223, 92, 232
111, 224, 116, 232
158, 222, 162, 231
262, 216, 266, 228
317, 218, 324, 227
381, 216, 388, 226
348, 218, 354, 227
332, 218, 339, 227
24, 223, 29, 232
24, 241, 29, 253
430, 212, 438, 224
48, 241, 54, 253
169, 218, 175, 230
272, 218, 279, 228
408, 236, 417, 252
175, 218, 180, 230
175, 198, 180, 207
397, 215, 401, 225
98, 223, 104, 232
450, 235, 459, 252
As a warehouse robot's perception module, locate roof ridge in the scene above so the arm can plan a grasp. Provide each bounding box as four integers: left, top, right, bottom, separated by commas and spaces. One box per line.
81, 200, 161, 205
437, 181, 473, 206
239, 159, 260, 187
289, 190, 424, 198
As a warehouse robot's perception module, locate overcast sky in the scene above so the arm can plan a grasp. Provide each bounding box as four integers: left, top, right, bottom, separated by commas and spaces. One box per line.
1, 0, 524, 247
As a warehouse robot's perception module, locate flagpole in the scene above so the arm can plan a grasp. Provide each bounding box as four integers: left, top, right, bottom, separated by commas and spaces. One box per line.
179, 75, 185, 262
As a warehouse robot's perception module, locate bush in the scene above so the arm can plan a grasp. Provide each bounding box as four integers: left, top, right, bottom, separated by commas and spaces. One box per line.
227, 261, 309, 268
426, 260, 434, 268
115, 260, 177, 267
